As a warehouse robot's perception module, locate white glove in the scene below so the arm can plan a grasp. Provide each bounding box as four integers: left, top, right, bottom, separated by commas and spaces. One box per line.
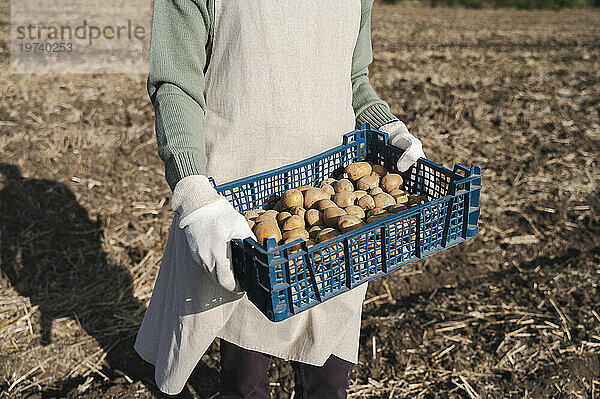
379, 121, 426, 172
172, 176, 255, 292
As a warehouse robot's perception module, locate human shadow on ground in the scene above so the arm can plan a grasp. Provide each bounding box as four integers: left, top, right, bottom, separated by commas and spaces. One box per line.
0, 163, 219, 398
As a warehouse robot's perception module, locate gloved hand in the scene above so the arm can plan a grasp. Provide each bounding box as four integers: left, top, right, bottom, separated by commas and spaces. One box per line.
171, 175, 255, 292
379, 121, 426, 172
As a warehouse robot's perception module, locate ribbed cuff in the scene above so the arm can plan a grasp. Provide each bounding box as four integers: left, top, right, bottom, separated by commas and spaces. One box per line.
356, 103, 399, 130
171, 175, 224, 219
165, 151, 206, 191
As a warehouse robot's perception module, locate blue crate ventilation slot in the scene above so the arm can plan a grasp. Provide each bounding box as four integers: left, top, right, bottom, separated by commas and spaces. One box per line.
209, 123, 482, 322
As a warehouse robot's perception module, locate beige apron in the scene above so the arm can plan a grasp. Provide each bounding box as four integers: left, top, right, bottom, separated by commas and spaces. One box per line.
135, 0, 368, 394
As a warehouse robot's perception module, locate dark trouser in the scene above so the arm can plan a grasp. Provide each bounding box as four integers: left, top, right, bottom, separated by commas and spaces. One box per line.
220, 339, 355, 399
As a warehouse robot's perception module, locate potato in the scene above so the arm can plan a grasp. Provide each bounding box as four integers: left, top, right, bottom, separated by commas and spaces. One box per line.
333, 179, 354, 193
253, 220, 282, 245
371, 164, 388, 178
345, 162, 372, 181
323, 207, 346, 227
304, 188, 330, 208
366, 213, 389, 223
282, 215, 305, 231
396, 195, 409, 206
381, 173, 403, 193
333, 191, 357, 208
315, 199, 337, 211
356, 175, 380, 191
274, 200, 288, 212
373, 192, 396, 209
389, 189, 409, 205
296, 185, 314, 192
366, 208, 386, 218
289, 206, 306, 220
247, 219, 255, 229
357, 195, 376, 210
244, 209, 261, 220
305, 209, 324, 227
354, 190, 368, 199
276, 211, 292, 226
254, 210, 278, 223
370, 187, 383, 196
388, 204, 408, 214
282, 189, 303, 208
338, 214, 365, 233
283, 229, 310, 253
315, 227, 341, 244
282, 227, 310, 242
283, 238, 315, 253
308, 225, 323, 239
408, 194, 426, 207
322, 177, 337, 185
320, 183, 335, 196
284, 239, 302, 253
344, 205, 365, 219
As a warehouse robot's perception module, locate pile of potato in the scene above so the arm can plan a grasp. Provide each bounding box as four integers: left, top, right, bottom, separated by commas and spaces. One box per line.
244, 162, 425, 250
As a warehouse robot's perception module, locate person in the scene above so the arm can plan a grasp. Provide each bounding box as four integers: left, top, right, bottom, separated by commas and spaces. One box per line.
134, 0, 426, 397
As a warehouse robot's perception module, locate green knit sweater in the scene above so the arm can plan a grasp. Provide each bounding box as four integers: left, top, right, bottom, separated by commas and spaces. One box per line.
148, 0, 398, 190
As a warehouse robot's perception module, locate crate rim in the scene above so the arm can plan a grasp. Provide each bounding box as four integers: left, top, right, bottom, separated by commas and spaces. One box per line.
209, 124, 479, 189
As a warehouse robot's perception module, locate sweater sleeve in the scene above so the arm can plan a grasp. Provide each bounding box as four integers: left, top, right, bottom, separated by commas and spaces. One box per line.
351, 0, 399, 129
148, 0, 213, 191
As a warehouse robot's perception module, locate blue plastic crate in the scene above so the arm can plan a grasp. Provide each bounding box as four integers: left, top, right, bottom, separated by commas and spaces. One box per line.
208, 123, 482, 322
